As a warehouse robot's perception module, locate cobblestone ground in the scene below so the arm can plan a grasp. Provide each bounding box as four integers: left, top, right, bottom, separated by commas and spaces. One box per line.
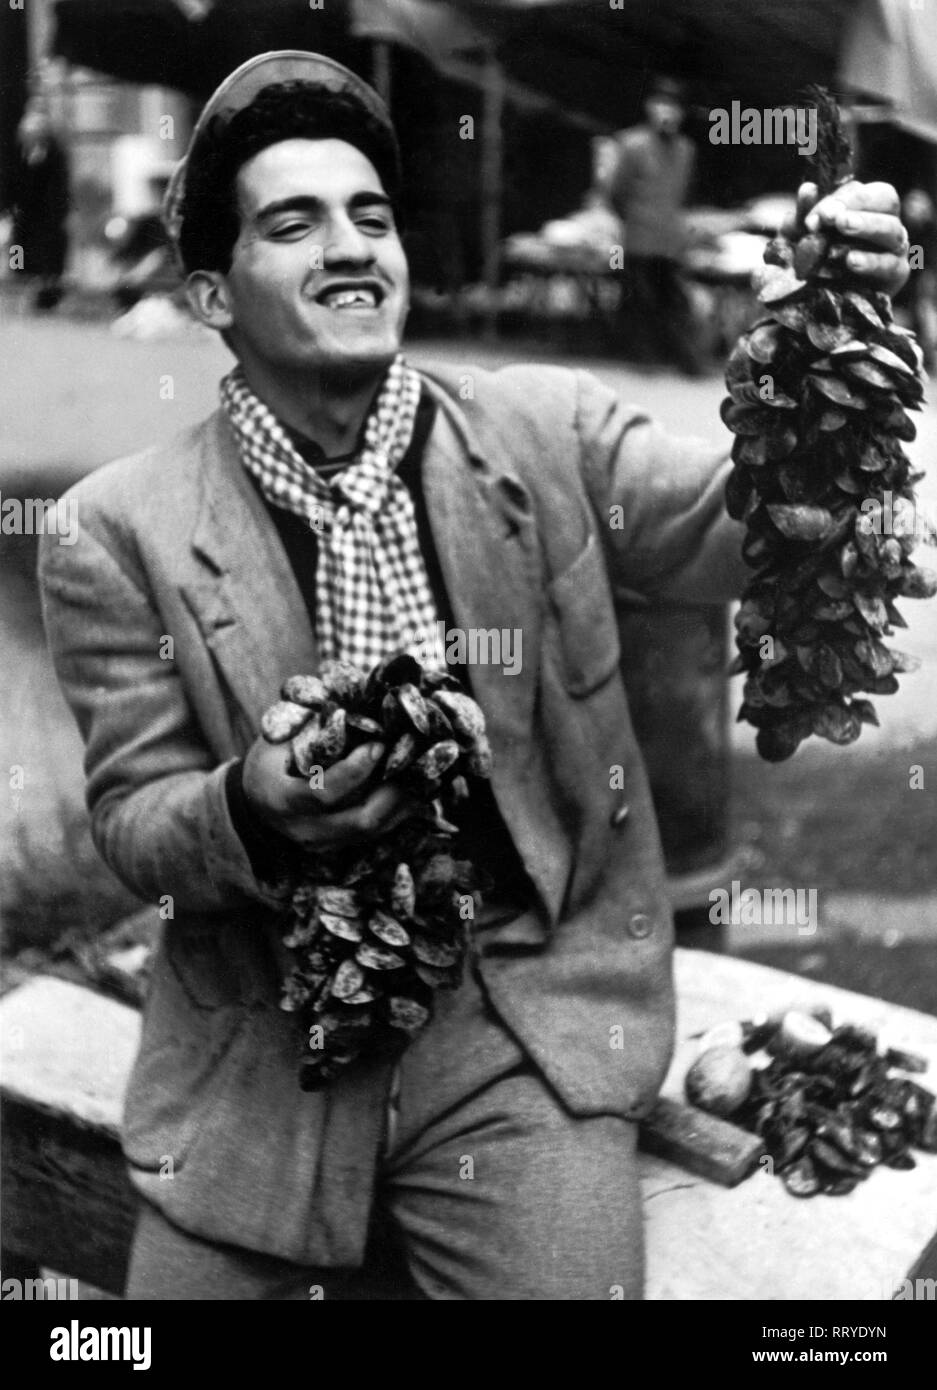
2, 309, 935, 1010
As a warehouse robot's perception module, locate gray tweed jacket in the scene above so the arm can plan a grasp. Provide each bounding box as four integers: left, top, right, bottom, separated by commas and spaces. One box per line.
39, 362, 745, 1265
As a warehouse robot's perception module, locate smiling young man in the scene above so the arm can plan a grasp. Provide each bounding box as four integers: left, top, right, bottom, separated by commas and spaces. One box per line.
39, 52, 912, 1300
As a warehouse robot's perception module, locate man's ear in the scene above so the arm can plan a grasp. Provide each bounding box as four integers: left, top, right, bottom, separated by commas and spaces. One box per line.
185, 270, 234, 331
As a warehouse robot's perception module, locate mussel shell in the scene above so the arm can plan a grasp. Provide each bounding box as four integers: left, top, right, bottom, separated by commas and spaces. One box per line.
411, 935, 461, 968
320, 912, 364, 943
370, 651, 423, 692
467, 732, 493, 778
342, 987, 379, 1006
356, 942, 406, 971
773, 1125, 811, 1167
415, 739, 461, 783
420, 667, 463, 694
346, 713, 383, 738
424, 702, 455, 741
385, 731, 418, 777
415, 962, 460, 989
389, 865, 416, 921
431, 690, 487, 743
822, 1176, 859, 1196
330, 959, 366, 999
885, 1046, 928, 1074
281, 673, 329, 708
292, 715, 324, 776
369, 908, 411, 948
396, 682, 431, 736
387, 996, 431, 1035
866, 1104, 902, 1132
316, 707, 348, 766
261, 699, 314, 744
318, 658, 366, 703
317, 886, 360, 918
781, 1156, 820, 1197
809, 1137, 866, 1179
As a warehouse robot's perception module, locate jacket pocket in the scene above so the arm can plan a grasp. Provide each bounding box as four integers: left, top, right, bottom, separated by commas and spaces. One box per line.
164, 915, 280, 1011
122, 939, 245, 1174
547, 534, 622, 697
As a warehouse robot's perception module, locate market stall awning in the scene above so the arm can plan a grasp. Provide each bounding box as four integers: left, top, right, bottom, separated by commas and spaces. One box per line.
839, 0, 937, 143
348, 0, 486, 64
52, 0, 861, 120
442, 0, 861, 124
51, 0, 363, 95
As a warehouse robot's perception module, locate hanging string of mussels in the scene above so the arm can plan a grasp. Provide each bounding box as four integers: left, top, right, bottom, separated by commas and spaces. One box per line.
722, 87, 935, 761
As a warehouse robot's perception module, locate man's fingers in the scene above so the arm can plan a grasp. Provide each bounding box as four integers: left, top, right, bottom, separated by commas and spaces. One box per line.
842, 248, 910, 291
278, 740, 383, 814
780, 182, 819, 240
834, 210, 909, 253
806, 203, 908, 254
306, 741, 385, 810
835, 180, 901, 216
806, 180, 901, 232
288, 782, 418, 848
795, 180, 819, 229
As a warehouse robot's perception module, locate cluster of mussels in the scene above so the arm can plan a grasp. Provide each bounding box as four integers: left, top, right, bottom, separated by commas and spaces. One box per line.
723, 260, 934, 761
721, 90, 935, 761
735, 1018, 937, 1198
260, 652, 491, 1088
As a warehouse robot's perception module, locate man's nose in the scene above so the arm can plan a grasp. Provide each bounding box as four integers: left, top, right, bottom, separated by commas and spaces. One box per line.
322, 214, 375, 266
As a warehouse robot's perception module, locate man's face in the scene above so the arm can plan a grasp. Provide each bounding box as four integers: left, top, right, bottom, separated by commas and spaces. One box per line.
646, 95, 683, 136
19, 107, 51, 148
220, 137, 409, 378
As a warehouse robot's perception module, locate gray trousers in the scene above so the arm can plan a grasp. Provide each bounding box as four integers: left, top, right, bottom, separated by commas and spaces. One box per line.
126, 958, 644, 1301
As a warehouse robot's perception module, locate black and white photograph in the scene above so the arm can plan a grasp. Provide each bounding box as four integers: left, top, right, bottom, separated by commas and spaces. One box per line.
1, 0, 936, 1335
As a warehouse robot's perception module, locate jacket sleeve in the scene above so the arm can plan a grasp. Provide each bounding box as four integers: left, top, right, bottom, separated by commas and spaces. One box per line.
574, 368, 750, 604
606, 136, 633, 223
38, 512, 289, 914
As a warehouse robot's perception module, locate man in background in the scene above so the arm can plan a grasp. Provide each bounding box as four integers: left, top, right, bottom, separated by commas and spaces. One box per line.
607, 75, 702, 374
7, 101, 70, 311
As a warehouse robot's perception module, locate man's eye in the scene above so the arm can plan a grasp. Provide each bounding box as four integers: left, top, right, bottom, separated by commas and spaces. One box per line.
269, 221, 313, 240
357, 214, 392, 234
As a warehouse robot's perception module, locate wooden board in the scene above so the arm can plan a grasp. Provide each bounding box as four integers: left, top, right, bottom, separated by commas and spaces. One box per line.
0, 979, 140, 1293
639, 1097, 763, 1187
0, 977, 138, 1134
642, 951, 937, 1301
1, 1096, 137, 1295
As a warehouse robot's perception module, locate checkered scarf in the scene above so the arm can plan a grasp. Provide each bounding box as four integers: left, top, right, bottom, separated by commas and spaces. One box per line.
221, 356, 443, 673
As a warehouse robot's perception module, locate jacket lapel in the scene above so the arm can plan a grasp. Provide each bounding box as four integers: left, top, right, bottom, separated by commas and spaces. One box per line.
419, 377, 542, 742
180, 411, 318, 737
420, 379, 570, 922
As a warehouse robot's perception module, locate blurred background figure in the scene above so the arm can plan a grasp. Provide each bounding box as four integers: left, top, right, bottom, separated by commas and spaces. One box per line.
606, 74, 703, 375
895, 188, 937, 372
7, 101, 71, 312
106, 174, 177, 311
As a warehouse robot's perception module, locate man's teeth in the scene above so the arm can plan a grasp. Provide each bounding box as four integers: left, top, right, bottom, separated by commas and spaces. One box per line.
324, 288, 378, 308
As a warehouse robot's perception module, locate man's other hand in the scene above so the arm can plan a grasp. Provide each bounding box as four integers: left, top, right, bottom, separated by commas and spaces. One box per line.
242, 736, 419, 849
791, 180, 911, 297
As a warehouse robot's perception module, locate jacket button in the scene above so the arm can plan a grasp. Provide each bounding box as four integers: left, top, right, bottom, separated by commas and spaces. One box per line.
610, 799, 630, 828
627, 912, 653, 940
